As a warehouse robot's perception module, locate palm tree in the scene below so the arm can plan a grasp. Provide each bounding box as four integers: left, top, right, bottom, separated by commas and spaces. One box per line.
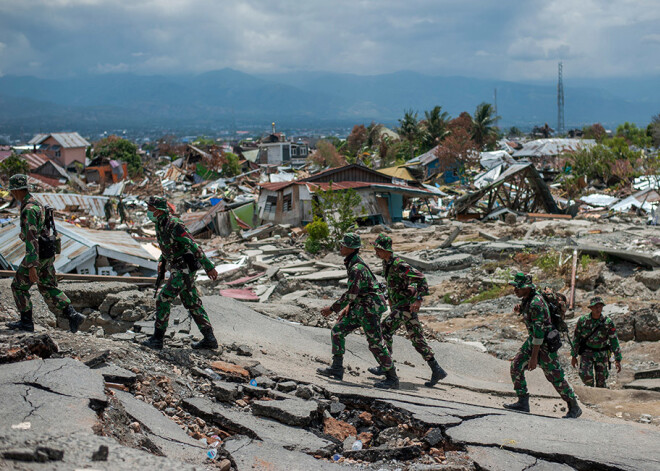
398, 109, 421, 161
472, 102, 500, 150
421, 106, 450, 153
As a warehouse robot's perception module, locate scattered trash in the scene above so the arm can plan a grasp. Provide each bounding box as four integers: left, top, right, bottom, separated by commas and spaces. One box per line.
352, 439, 363, 451
332, 454, 342, 461
207, 448, 218, 460
249, 378, 258, 387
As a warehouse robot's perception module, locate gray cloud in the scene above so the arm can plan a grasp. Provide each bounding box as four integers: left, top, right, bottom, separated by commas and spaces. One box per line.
0, 0, 658, 80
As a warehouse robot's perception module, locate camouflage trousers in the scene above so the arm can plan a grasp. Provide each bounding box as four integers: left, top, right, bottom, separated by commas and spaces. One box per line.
511, 338, 576, 402
155, 271, 212, 332
11, 256, 70, 315
382, 308, 435, 362
579, 350, 609, 388
331, 302, 393, 371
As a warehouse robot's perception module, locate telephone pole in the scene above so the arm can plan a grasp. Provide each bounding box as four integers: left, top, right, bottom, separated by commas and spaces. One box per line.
557, 62, 565, 135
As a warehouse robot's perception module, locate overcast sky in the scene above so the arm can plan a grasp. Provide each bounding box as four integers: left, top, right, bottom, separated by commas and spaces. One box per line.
1, 0, 659, 81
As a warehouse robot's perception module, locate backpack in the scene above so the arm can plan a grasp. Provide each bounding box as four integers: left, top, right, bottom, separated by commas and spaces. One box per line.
540, 287, 568, 332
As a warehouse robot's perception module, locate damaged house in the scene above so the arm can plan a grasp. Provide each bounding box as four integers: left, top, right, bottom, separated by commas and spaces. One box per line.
258, 164, 433, 226
28, 132, 90, 169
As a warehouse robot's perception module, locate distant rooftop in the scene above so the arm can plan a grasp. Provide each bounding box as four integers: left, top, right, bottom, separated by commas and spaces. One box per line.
29, 132, 90, 148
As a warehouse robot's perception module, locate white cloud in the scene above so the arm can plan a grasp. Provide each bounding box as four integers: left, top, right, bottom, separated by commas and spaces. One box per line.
93, 62, 129, 74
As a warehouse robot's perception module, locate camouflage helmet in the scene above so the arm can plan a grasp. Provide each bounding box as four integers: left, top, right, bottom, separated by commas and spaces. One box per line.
373, 233, 393, 252
508, 272, 535, 289
589, 296, 605, 307
341, 232, 361, 250
147, 196, 169, 211
8, 174, 28, 191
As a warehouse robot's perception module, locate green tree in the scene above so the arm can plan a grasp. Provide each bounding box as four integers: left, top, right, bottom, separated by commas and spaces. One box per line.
398, 109, 421, 161
221, 152, 241, 177
193, 136, 217, 147
420, 106, 450, 153
93, 135, 142, 176
649, 113, 660, 147
582, 123, 607, 143
507, 126, 523, 137
311, 183, 363, 248
615, 122, 652, 148
471, 102, 499, 151
0, 154, 30, 180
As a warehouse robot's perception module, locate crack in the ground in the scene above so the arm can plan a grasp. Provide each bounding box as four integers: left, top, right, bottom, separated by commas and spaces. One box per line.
12, 381, 78, 399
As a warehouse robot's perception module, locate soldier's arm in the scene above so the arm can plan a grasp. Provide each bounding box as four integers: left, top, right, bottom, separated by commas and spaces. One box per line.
331, 266, 362, 312
400, 261, 429, 297
607, 319, 623, 362
172, 223, 214, 271
570, 318, 583, 357
22, 205, 41, 269
529, 300, 546, 346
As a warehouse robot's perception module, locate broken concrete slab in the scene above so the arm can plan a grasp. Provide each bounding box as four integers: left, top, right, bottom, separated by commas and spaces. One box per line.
623, 378, 660, 392
211, 380, 240, 402
114, 390, 204, 462
466, 445, 574, 471
446, 410, 660, 470
0, 358, 106, 438
398, 253, 477, 272
292, 269, 346, 281
210, 360, 250, 380
183, 397, 334, 455
92, 363, 137, 385
577, 244, 660, 268
634, 368, 660, 380
224, 435, 337, 470
251, 398, 319, 427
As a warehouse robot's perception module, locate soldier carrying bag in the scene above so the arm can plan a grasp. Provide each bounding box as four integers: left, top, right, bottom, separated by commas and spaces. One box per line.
38, 205, 61, 260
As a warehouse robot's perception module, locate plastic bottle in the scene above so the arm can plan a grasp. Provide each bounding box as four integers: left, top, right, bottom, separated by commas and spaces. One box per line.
207, 449, 218, 460
332, 454, 342, 461
249, 378, 258, 387
351, 440, 363, 451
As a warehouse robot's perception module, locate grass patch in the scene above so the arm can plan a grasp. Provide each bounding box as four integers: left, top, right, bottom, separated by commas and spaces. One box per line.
535, 250, 561, 274
462, 284, 510, 304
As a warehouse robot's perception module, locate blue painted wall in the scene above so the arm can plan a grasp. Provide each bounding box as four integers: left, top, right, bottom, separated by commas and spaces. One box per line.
389, 193, 404, 222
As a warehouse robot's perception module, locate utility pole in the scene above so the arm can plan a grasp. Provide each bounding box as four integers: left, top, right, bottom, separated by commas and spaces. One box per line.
557, 62, 565, 136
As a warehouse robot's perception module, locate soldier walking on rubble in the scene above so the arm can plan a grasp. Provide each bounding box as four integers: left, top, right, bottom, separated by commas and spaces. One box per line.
571, 296, 622, 388
317, 233, 400, 389
117, 196, 127, 224
104, 198, 113, 222
503, 272, 582, 418
141, 196, 220, 350
6, 174, 86, 333
368, 234, 447, 387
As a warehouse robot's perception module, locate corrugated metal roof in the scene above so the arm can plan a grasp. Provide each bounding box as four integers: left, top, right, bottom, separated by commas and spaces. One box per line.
513, 139, 596, 158
28, 132, 90, 148
260, 180, 432, 196
378, 166, 415, 181
0, 219, 157, 271
33, 193, 109, 218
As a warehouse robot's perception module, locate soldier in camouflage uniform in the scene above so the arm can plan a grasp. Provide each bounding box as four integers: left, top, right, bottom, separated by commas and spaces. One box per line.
117, 197, 127, 224
141, 196, 219, 350
317, 233, 399, 389
7, 174, 86, 333
368, 234, 447, 387
104, 198, 113, 222
503, 272, 582, 418
571, 297, 622, 388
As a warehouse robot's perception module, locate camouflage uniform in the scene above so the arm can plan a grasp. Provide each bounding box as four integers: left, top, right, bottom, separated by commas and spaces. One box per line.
152, 197, 215, 333
104, 199, 113, 222
509, 275, 576, 402
380, 250, 434, 361
117, 198, 126, 224
571, 297, 622, 388
11, 189, 71, 316
330, 248, 393, 371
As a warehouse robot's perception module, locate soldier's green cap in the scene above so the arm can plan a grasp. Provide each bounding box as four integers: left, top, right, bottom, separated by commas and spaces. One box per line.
341, 232, 361, 249
373, 233, 393, 252
147, 196, 169, 211
589, 296, 605, 307
508, 272, 535, 289
8, 174, 28, 191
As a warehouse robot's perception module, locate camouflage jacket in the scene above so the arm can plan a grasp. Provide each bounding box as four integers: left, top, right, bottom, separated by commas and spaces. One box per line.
19, 192, 45, 269
571, 314, 622, 361
332, 252, 385, 313
520, 290, 553, 346
155, 214, 214, 272
382, 255, 429, 310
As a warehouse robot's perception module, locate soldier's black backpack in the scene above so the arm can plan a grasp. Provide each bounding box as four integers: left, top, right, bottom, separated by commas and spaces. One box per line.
540, 287, 568, 332
38, 205, 60, 260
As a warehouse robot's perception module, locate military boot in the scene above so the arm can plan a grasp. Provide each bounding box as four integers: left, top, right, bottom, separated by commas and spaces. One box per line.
64, 305, 86, 334
368, 365, 386, 376
192, 327, 218, 350
503, 395, 530, 413
7, 310, 35, 332
316, 355, 344, 381
374, 367, 400, 390
142, 328, 165, 350
425, 358, 448, 387
563, 398, 582, 419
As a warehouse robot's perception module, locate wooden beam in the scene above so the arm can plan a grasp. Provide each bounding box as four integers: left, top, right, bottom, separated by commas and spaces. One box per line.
0, 271, 156, 283
526, 213, 572, 219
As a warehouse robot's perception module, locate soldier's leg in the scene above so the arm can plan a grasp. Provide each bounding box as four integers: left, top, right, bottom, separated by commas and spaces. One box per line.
179, 274, 212, 331
11, 259, 35, 315
404, 312, 435, 362
578, 353, 596, 387
331, 310, 361, 356
538, 347, 576, 402
594, 356, 609, 388
155, 272, 185, 331
359, 304, 393, 371
36, 259, 71, 314
381, 309, 405, 354
510, 340, 532, 397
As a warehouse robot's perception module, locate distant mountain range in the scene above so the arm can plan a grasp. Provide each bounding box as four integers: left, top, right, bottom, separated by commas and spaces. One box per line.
0, 68, 658, 137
